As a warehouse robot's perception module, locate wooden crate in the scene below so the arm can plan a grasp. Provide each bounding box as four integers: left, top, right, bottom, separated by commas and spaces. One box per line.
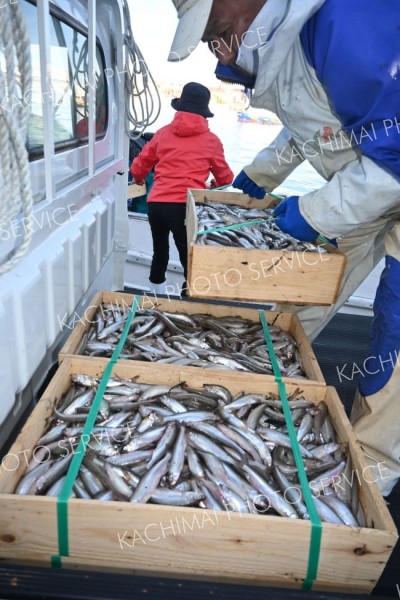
0, 357, 397, 593
58, 290, 325, 386
186, 189, 347, 305
127, 182, 146, 199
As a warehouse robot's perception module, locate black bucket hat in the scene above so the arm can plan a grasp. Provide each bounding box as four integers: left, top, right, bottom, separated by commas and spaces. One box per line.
171, 82, 214, 118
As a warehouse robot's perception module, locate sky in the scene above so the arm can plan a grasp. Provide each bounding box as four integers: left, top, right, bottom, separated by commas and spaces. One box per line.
127, 0, 219, 86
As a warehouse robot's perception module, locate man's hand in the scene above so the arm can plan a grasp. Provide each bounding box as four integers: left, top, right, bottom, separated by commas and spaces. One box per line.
209, 178, 217, 189
274, 196, 319, 241
232, 170, 266, 200
129, 165, 145, 186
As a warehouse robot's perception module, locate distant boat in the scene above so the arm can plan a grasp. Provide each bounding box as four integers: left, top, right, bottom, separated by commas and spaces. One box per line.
237, 111, 278, 125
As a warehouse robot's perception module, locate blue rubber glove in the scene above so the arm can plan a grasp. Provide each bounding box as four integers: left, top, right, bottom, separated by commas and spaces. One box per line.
274, 196, 338, 246
232, 170, 266, 200
274, 196, 319, 241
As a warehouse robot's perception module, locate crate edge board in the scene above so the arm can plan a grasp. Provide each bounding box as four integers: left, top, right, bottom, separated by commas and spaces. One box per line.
0, 359, 74, 493
188, 245, 346, 305
187, 189, 277, 210
0, 494, 395, 592
288, 313, 325, 384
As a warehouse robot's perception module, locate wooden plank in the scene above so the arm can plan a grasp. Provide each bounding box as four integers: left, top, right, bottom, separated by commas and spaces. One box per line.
315, 524, 396, 593
0, 494, 311, 586
66, 502, 312, 586
189, 189, 278, 210
47, 356, 326, 400
101, 291, 139, 307
186, 190, 347, 305
288, 313, 325, 384
127, 183, 146, 199
188, 245, 346, 305
58, 291, 324, 385
0, 496, 58, 560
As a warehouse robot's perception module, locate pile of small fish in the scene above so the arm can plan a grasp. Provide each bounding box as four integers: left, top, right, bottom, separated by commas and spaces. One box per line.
15, 375, 366, 527
196, 201, 325, 252
79, 306, 305, 378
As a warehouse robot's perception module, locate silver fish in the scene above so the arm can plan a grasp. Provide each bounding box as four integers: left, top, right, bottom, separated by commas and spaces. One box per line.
150, 489, 205, 506
130, 453, 171, 503
319, 495, 359, 527
168, 426, 187, 487
243, 465, 298, 519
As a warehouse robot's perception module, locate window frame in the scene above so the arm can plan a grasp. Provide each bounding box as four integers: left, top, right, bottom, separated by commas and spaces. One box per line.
24, 0, 109, 161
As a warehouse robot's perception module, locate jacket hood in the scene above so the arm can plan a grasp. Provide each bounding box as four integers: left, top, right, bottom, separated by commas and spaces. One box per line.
171, 111, 210, 137
236, 0, 326, 106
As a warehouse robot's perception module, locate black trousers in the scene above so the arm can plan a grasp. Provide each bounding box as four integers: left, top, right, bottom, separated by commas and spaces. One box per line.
147, 202, 188, 284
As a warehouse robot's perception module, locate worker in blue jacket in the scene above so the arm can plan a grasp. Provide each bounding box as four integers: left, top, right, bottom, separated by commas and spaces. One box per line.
168, 0, 400, 496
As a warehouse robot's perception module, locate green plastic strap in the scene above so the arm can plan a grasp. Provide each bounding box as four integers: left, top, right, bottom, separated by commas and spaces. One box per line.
267, 191, 284, 201
209, 184, 232, 191
258, 310, 322, 590
51, 296, 141, 567
317, 234, 333, 246
197, 217, 276, 236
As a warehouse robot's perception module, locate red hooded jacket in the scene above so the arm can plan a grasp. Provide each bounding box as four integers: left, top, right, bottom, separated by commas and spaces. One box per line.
129, 112, 233, 203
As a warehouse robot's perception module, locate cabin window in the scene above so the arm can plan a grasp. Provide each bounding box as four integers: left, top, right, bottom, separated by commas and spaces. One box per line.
17, 0, 108, 157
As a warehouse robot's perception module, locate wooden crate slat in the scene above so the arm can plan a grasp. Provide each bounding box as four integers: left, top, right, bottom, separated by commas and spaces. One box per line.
189, 189, 277, 210
188, 245, 346, 305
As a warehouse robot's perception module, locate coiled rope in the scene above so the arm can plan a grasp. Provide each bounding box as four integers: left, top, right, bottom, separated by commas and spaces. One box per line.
0, 0, 33, 275
123, 0, 161, 139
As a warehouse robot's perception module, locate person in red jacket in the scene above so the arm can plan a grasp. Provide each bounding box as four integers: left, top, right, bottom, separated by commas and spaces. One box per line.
130, 82, 233, 295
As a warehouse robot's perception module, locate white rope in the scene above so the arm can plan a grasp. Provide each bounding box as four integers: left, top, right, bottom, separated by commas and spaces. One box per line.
0, 1, 33, 275
123, 0, 161, 139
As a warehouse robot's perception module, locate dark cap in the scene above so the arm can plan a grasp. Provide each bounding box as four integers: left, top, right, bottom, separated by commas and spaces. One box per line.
171, 82, 214, 118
